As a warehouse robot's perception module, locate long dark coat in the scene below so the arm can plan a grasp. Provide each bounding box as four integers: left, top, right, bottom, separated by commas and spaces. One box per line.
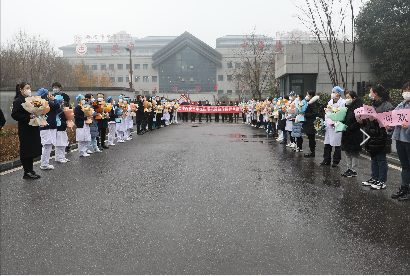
302, 96, 319, 135
11, 94, 42, 158
341, 97, 364, 152
135, 100, 145, 122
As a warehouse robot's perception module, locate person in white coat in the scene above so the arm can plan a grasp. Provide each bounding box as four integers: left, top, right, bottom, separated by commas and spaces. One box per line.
283, 92, 296, 146
321, 86, 346, 167
54, 95, 70, 163
74, 94, 91, 157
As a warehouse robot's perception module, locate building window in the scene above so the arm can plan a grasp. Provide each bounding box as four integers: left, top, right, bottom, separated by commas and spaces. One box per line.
152, 76, 157, 82
227, 62, 232, 68
143, 76, 149, 82
109, 64, 114, 70
218, 75, 224, 81
134, 64, 140, 69
135, 76, 140, 82
235, 90, 241, 95
227, 75, 232, 81
144, 91, 149, 94
143, 64, 148, 69
118, 77, 123, 82
110, 77, 115, 82
126, 64, 130, 70
126, 76, 129, 83
117, 64, 123, 70
152, 90, 156, 94
235, 62, 241, 68
92, 65, 97, 71
101, 64, 106, 70
190, 78, 193, 82
218, 90, 223, 95
227, 90, 232, 95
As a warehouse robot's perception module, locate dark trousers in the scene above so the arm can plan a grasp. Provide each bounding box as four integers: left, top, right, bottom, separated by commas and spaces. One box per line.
323, 144, 341, 164
297, 136, 303, 149
21, 157, 34, 173
229, 114, 233, 122
136, 120, 142, 133
221, 114, 227, 122
96, 127, 106, 147
148, 118, 153, 130
142, 118, 147, 131
288, 131, 294, 143
198, 113, 202, 122
234, 113, 239, 122
182, 112, 188, 122
307, 134, 316, 153
215, 113, 219, 122
242, 113, 246, 122
206, 113, 212, 122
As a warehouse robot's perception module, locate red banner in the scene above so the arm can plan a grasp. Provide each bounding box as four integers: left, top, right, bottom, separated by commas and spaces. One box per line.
178, 105, 242, 113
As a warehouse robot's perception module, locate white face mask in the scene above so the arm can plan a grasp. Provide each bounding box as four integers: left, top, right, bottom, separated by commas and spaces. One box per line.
331, 93, 337, 99
112, 101, 115, 105
119, 99, 123, 103
369, 93, 374, 100
305, 96, 310, 101
24, 89, 31, 96
91, 98, 95, 103
81, 100, 85, 105
345, 99, 353, 105
97, 97, 103, 102
402, 92, 410, 101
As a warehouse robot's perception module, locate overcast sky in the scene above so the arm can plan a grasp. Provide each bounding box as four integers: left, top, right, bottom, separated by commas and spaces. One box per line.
1, 0, 367, 53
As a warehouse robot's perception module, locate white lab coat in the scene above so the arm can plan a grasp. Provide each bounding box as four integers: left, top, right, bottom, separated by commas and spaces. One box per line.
76, 124, 91, 142
324, 97, 346, 146
40, 129, 57, 145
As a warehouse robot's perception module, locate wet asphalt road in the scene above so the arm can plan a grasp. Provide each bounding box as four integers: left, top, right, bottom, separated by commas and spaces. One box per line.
1, 122, 409, 274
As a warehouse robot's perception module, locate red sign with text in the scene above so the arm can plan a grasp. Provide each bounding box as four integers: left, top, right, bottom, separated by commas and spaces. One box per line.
179, 105, 241, 113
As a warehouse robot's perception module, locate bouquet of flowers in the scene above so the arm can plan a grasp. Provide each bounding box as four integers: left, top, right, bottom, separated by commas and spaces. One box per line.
326, 106, 348, 122
286, 102, 297, 114
295, 100, 308, 122
21, 96, 50, 126
82, 105, 94, 124
63, 107, 75, 128
334, 121, 348, 133
115, 107, 123, 123
313, 117, 326, 135
174, 103, 179, 111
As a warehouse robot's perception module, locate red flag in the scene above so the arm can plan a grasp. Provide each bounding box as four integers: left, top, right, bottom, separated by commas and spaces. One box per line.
242, 84, 246, 90
154, 87, 157, 93
213, 84, 218, 90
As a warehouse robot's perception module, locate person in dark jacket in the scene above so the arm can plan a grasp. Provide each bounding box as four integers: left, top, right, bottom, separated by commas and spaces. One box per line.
303, 90, 320, 157
37, 88, 59, 170
74, 94, 91, 157
221, 101, 227, 123
204, 100, 212, 122
96, 93, 109, 149
11, 82, 42, 179
215, 101, 220, 122
340, 91, 363, 177
135, 95, 145, 134
54, 95, 70, 163
0, 108, 5, 131
360, 84, 394, 189
198, 101, 203, 122
106, 96, 117, 146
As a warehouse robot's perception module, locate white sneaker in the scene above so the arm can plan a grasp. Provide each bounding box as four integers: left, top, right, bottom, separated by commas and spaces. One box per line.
290, 143, 297, 148
109, 144, 116, 146
64, 158, 70, 162
80, 153, 90, 157
286, 142, 292, 147
277, 139, 283, 142
118, 140, 125, 143
125, 138, 132, 141
94, 149, 102, 153
56, 159, 67, 163
86, 150, 93, 154
40, 165, 54, 170
371, 181, 386, 189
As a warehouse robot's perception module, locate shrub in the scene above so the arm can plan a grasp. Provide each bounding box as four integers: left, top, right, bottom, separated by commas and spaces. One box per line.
317, 92, 331, 119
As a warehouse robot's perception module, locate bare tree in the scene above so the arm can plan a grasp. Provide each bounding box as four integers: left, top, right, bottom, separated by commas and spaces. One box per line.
226, 31, 276, 100
294, 0, 356, 91
1, 30, 74, 88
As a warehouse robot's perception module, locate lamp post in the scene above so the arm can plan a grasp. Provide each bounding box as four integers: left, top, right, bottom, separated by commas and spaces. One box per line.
126, 48, 133, 90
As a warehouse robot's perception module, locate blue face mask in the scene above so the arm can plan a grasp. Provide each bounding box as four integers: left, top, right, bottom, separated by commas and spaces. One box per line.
53, 89, 59, 93
369, 93, 374, 100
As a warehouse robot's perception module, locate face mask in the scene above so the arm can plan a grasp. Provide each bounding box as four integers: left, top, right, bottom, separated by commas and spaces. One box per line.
91, 98, 95, 103
345, 99, 353, 105
24, 89, 31, 96
81, 100, 85, 105
97, 97, 103, 102
53, 89, 59, 93
119, 99, 123, 103
369, 93, 374, 100
305, 96, 310, 101
112, 101, 115, 105
331, 93, 337, 99
402, 92, 410, 101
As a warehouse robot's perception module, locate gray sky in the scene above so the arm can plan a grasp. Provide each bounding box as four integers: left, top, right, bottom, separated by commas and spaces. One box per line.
1, 0, 366, 53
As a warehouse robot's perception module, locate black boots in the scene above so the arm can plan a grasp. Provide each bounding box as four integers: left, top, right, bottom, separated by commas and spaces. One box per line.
392, 186, 409, 201
304, 152, 315, 158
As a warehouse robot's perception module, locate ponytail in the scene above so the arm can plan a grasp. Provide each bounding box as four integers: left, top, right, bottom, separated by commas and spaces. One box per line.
14, 82, 28, 100
371, 84, 392, 102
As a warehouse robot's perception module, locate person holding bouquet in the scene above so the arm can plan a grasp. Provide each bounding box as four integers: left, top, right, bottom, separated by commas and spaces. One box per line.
340, 91, 364, 177
85, 94, 101, 153
37, 88, 60, 170
96, 93, 109, 150
292, 94, 305, 152
54, 95, 70, 163
106, 97, 117, 146
11, 82, 42, 179
321, 86, 346, 167
302, 91, 320, 158
74, 94, 91, 157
